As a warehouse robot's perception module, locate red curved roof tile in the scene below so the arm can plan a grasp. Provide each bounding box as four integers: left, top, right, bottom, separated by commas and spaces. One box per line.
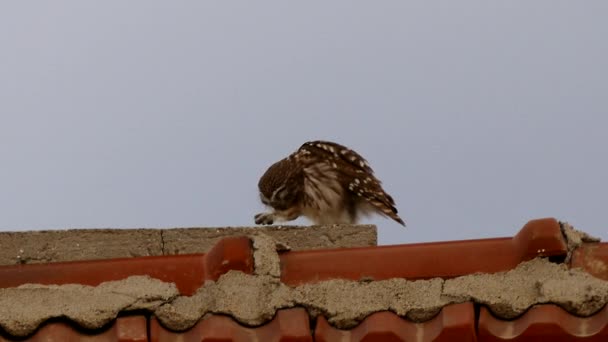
280, 218, 567, 285
315, 303, 476, 342
478, 304, 608, 341
571, 242, 608, 281
0, 316, 147, 342
0, 236, 253, 295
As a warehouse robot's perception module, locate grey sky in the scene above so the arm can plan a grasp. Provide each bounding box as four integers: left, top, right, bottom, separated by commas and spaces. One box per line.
1, 2, 606, 245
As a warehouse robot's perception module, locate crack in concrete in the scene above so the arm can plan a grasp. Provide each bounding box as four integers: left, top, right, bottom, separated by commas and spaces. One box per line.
159, 230, 166, 255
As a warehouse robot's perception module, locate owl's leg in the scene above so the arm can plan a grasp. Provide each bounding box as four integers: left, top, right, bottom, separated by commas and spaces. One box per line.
254, 207, 301, 225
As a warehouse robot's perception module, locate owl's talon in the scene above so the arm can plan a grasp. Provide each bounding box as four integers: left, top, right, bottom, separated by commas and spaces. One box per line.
255, 213, 274, 225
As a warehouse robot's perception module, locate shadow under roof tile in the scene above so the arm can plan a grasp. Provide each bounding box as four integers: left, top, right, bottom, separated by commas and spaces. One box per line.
150, 308, 312, 342
478, 304, 608, 342
280, 218, 567, 285
314, 303, 476, 342
0, 316, 147, 342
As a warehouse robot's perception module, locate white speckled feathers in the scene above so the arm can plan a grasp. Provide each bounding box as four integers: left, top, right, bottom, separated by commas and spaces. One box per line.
295, 141, 404, 226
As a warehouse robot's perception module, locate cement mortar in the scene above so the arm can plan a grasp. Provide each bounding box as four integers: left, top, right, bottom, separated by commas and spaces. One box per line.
443, 258, 608, 319
560, 221, 601, 262
251, 234, 284, 277
0, 276, 178, 337
295, 277, 447, 326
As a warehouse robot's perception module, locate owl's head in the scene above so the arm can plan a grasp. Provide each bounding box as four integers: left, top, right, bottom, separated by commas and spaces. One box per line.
258, 157, 302, 211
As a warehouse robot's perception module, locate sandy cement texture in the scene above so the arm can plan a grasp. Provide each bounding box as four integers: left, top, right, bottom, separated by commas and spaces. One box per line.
0, 276, 179, 337
1, 226, 607, 337
0, 224, 377, 266
560, 221, 601, 262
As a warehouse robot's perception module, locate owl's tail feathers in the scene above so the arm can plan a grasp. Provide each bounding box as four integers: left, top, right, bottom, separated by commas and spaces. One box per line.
369, 198, 406, 227
388, 210, 406, 227
392, 214, 406, 227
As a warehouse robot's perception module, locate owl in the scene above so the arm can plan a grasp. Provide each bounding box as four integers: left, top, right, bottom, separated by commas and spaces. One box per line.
255, 140, 405, 226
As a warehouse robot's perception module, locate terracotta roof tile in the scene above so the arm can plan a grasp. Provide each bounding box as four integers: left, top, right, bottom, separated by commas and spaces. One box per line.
280, 217, 567, 285
150, 308, 312, 342
315, 303, 476, 342
0, 236, 253, 295
478, 304, 608, 341
571, 242, 608, 281
0, 316, 147, 342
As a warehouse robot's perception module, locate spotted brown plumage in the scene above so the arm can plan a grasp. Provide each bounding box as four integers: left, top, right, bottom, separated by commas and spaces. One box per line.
255, 140, 405, 226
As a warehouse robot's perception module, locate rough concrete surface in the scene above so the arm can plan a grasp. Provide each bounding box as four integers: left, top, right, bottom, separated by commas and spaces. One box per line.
251, 234, 284, 277
561, 221, 601, 262
0, 276, 178, 337
0, 224, 376, 266
0, 229, 162, 266
161, 224, 377, 254
443, 258, 608, 318
1, 229, 607, 337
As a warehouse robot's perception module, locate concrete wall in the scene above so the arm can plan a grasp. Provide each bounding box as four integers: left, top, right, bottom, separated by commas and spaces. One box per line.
0, 224, 377, 265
